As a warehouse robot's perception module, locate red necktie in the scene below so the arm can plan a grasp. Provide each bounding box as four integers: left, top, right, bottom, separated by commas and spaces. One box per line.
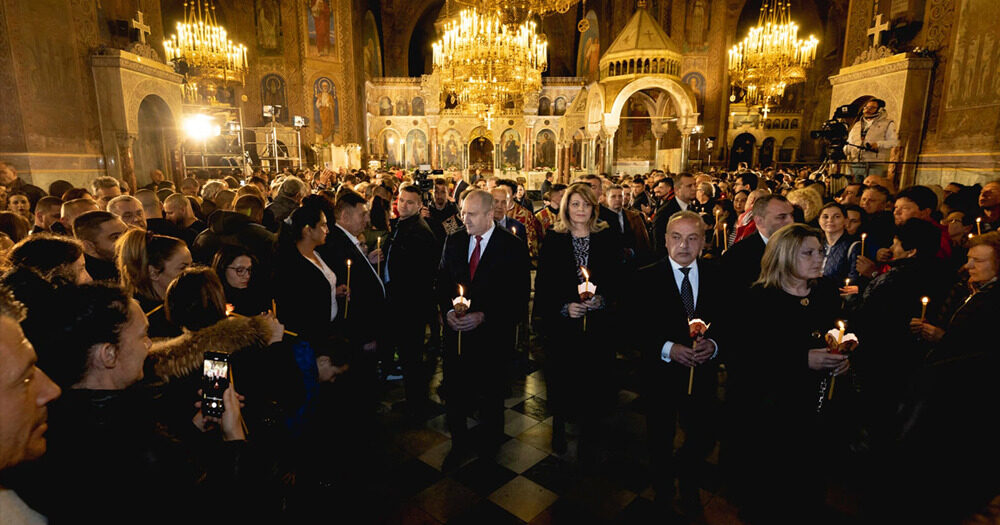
469, 235, 483, 279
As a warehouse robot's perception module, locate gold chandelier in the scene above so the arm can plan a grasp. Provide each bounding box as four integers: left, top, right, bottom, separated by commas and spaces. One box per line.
450, 0, 583, 25
433, 7, 548, 121
727, 0, 818, 110
163, 0, 248, 85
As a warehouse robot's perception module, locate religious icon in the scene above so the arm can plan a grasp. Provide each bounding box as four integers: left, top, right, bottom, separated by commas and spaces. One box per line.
307, 0, 335, 57
362, 11, 382, 78
576, 10, 600, 81
442, 130, 462, 169
378, 97, 392, 116
535, 129, 556, 168
396, 99, 408, 116
538, 97, 551, 115
261, 74, 287, 122
501, 129, 521, 170
554, 97, 567, 116
412, 97, 425, 116
382, 131, 399, 167
255, 0, 281, 52
406, 129, 428, 168
313, 77, 339, 143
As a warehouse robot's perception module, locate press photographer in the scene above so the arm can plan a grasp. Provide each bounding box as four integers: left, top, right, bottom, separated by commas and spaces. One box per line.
844, 98, 898, 176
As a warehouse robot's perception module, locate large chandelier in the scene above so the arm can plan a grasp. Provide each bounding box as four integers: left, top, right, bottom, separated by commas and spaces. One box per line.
727, 0, 818, 110
433, 7, 547, 121
163, 0, 248, 85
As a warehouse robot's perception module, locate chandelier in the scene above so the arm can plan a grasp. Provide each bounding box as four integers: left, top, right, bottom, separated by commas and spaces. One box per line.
433, 7, 548, 121
727, 0, 818, 110
163, 0, 248, 86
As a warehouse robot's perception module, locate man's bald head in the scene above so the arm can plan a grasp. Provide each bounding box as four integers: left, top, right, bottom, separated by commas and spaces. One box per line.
162, 193, 194, 226
133, 189, 162, 219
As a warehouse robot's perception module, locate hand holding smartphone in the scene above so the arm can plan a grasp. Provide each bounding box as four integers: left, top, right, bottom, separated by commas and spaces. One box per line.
202, 352, 230, 418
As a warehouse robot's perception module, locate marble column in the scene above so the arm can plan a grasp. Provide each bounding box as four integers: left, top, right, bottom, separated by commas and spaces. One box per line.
429, 123, 439, 170
116, 131, 138, 195
680, 130, 692, 172
604, 129, 617, 175
524, 124, 534, 171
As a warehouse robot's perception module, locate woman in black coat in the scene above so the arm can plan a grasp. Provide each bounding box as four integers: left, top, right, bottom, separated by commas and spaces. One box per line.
533, 183, 622, 455
727, 224, 848, 523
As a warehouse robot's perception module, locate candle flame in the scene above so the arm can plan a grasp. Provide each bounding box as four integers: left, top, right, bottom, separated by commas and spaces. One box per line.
838, 320, 845, 331
921, 296, 929, 305
861, 233, 867, 239
346, 259, 352, 267
581, 266, 589, 281
458, 284, 464, 297
225, 303, 235, 316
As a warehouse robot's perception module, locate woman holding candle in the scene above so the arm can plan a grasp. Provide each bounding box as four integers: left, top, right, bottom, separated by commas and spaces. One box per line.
211, 245, 271, 317
727, 223, 847, 522
883, 234, 1000, 522
533, 183, 622, 456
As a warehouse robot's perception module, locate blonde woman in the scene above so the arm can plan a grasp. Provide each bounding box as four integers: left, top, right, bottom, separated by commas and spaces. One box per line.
533, 183, 622, 455
728, 223, 848, 522
116, 228, 191, 337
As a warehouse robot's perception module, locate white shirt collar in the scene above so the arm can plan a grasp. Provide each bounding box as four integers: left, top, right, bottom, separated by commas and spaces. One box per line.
759, 231, 770, 245
668, 256, 698, 274
336, 223, 362, 247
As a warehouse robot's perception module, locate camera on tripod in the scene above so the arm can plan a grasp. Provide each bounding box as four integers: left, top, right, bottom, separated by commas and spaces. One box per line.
810, 105, 853, 161
413, 166, 438, 205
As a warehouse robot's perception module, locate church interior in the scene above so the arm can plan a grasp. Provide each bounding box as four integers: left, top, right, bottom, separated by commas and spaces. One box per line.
2, 1, 1000, 524
2, 0, 997, 191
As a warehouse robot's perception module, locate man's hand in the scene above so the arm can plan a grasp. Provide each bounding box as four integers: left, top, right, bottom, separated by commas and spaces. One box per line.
583, 295, 603, 311
808, 349, 849, 375
451, 311, 484, 331
875, 247, 892, 263
262, 311, 285, 344
908, 319, 945, 342
335, 284, 349, 299
566, 303, 588, 319
670, 344, 697, 367
692, 338, 715, 364
420, 206, 431, 218
855, 255, 877, 277
367, 247, 384, 264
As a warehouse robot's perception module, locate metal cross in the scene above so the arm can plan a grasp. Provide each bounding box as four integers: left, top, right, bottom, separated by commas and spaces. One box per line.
131, 10, 151, 44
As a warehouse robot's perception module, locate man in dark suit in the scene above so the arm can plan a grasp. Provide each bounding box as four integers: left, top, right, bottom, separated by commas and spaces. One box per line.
633, 210, 725, 519
385, 184, 439, 416
320, 190, 387, 400
450, 171, 469, 202
721, 194, 794, 291
437, 189, 530, 468
653, 173, 697, 258
607, 183, 653, 267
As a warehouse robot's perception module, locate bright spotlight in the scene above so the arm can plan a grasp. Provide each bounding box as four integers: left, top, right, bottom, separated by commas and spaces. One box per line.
183, 114, 221, 141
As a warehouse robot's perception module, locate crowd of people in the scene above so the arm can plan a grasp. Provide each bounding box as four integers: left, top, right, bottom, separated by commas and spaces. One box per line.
1, 158, 998, 524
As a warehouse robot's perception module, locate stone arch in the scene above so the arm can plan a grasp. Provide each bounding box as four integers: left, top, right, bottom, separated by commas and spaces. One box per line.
606, 76, 698, 131
134, 94, 178, 185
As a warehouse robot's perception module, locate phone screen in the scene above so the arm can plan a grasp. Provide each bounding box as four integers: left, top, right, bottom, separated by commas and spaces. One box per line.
202, 352, 230, 418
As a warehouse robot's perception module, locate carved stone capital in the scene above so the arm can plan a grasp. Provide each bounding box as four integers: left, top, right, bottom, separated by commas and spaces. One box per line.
115, 131, 138, 151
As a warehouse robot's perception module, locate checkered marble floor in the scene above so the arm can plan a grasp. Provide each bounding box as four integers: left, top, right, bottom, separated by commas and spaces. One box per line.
359, 356, 745, 525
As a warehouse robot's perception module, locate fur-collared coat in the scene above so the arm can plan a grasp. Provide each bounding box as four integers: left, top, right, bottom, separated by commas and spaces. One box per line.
147, 314, 275, 382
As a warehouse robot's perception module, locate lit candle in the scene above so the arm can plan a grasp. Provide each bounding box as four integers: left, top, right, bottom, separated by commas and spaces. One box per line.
920, 296, 929, 321
976, 217, 982, 235
828, 320, 846, 400
376, 237, 382, 277
344, 259, 352, 319
860, 233, 867, 255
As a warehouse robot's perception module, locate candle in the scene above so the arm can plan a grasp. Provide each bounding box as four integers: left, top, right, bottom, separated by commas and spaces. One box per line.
376, 237, 382, 277
271, 299, 277, 317
860, 233, 867, 255
920, 296, 929, 321
344, 259, 352, 319
844, 278, 851, 289
227, 303, 298, 337
827, 320, 846, 400
511, 225, 517, 237
976, 217, 982, 235
144, 303, 163, 317
580, 266, 591, 332
722, 222, 729, 250
453, 284, 471, 356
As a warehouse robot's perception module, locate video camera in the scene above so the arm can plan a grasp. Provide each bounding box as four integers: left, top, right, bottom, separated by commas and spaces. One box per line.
809, 105, 853, 161
413, 166, 439, 205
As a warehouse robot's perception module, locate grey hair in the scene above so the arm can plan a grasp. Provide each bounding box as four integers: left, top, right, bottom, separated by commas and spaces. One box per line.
200, 179, 228, 200
666, 210, 707, 233
278, 176, 307, 198
91, 176, 121, 194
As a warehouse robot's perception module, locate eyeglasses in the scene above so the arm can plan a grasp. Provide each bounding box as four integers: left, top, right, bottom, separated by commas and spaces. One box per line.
227, 266, 252, 276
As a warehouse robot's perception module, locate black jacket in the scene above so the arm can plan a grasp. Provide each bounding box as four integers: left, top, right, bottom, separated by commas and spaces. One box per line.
721, 231, 766, 291
84, 253, 119, 283
436, 226, 530, 368
385, 215, 438, 314
273, 248, 339, 344
317, 226, 386, 345
191, 210, 276, 269
146, 217, 186, 240
630, 258, 727, 397
265, 194, 299, 230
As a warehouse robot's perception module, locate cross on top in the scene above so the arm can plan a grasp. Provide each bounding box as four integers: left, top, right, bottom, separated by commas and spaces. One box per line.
131, 10, 151, 44
643, 29, 654, 41
867, 13, 889, 47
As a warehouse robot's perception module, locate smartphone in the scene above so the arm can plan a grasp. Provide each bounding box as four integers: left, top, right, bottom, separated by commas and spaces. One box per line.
202, 351, 230, 418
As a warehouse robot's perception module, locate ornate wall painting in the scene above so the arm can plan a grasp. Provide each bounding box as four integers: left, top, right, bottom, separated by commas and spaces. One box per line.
412, 97, 425, 116
396, 99, 408, 116
681, 71, 706, 110
538, 97, 551, 115
685, 0, 711, 51
255, 0, 282, 54
362, 11, 383, 78
617, 96, 654, 160
576, 10, 601, 82
381, 129, 400, 166
406, 129, 428, 168
441, 129, 463, 170
261, 74, 288, 123
307, 0, 335, 57
554, 97, 567, 115
312, 77, 340, 144
378, 97, 392, 116
940, 0, 1000, 144
500, 128, 522, 170
535, 129, 557, 169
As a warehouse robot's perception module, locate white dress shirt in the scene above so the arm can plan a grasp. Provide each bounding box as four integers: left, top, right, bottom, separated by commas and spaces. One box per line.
676, 197, 690, 211
304, 250, 339, 321
335, 223, 385, 295
660, 257, 719, 363
468, 223, 496, 262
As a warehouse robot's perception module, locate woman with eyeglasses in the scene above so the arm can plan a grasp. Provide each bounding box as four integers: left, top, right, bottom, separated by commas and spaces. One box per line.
212, 245, 271, 316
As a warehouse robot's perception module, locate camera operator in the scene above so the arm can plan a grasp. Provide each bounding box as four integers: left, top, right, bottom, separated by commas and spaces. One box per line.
844, 98, 898, 177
